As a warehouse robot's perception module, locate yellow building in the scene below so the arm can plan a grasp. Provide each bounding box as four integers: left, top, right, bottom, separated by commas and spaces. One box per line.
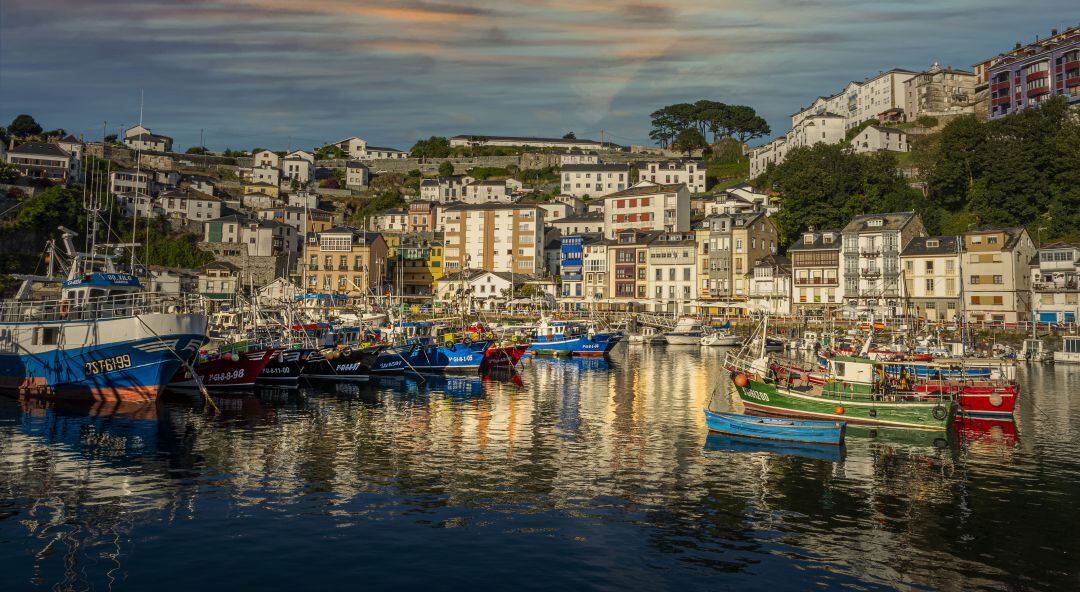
305, 227, 388, 297
243, 181, 280, 199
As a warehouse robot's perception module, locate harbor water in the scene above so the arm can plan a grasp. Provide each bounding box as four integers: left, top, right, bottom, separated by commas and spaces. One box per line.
1, 344, 1078, 591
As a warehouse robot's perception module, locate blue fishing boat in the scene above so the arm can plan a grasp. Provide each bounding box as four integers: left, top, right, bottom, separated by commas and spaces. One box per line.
703, 409, 845, 445
372, 339, 490, 373
0, 232, 207, 402
704, 433, 844, 462
526, 319, 620, 357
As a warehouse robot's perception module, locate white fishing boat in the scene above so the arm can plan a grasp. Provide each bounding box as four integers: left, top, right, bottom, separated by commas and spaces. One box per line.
664, 317, 705, 345
1053, 336, 1080, 364
700, 332, 742, 347
629, 326, 666, 344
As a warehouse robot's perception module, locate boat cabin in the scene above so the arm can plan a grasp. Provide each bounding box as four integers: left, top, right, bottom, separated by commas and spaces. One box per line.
60, 273, 143, 318
1054, 336, 1080, 364
827, 356, 876, 384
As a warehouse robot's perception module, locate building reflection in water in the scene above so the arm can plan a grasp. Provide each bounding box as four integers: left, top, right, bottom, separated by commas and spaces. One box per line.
1, 348, 1072, 591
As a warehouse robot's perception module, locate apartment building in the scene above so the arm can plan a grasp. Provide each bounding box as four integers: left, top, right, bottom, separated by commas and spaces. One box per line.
305, 228, 388, 295
197, 261, 241, 300
790, 69, 916, 131
696, 215, 733, 302
900, 235, 963, 322
559, 234, 587, 300
582, 237, 610, 305
962, 227, 1034, 323
841, 212, 927, 316
560, 164, 631, 198
748, 255, 792, 315
607, 229, 656, 309
549, 212, 604, 236
638, 160, 707, 194
386, 232, 444, 301
1031, 242, 1080, 325
903, 63, 978, 119
748, 136, 787, 178
405, 201, 440, 233
985, 28, 1079, 120
788, 229, 843, 317
730, 212, 779, 300
646, 231, 698, 314
441, 203, 545, 275
602, 181, 690, 239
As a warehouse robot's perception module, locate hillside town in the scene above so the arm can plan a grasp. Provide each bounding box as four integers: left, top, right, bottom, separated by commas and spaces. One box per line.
2, 25, 1077, 327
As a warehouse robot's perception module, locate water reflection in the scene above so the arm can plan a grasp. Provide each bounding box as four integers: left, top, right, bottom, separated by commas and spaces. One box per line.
0, 348, 1077, 591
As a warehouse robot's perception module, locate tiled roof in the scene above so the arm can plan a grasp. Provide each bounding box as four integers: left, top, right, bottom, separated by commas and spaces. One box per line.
604, 182, 684, 198
9, 142, 70, 157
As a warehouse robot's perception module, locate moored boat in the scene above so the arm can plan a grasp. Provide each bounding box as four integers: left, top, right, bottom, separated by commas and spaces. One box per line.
526, 319, 619, 357
170, 347, 278, 389
302, 345, 384, 380
704, 409, 845, 444
700, 332, 742, 347
663, 317, 705, 345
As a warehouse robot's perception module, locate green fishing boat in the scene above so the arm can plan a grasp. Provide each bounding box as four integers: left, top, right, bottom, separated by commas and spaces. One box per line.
724, 352, 954, 431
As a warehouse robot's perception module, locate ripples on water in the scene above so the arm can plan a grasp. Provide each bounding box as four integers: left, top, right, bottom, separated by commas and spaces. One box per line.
1, 345, 1078, 591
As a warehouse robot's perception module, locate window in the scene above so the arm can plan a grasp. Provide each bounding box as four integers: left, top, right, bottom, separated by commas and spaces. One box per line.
970, 275, 980, 284
925, 278, 935, 293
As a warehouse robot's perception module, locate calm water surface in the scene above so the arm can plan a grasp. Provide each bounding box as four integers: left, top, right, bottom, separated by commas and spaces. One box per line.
1, 345, 1078, 591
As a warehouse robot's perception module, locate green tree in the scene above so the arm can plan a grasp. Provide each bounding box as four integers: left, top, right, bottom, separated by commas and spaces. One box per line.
8, 114, 42, 138
438, 160, 455, 176
315, 145, 345, 160
562, 131, 577, 140
726, 105, 771, 143
410, 136, 452, 158
186, 146, 209, 155
672, 128, 708, 156
13, 186, 85, 231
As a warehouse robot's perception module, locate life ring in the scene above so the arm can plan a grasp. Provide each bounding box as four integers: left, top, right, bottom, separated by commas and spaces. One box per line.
989, 392, 1003, 407
932, 405, 948, 420
733, 373, 748, 388
59, 299, 71, 318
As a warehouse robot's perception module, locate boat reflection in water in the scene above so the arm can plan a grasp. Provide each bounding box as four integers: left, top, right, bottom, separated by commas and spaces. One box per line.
704, 432, 845, 463
13, 395, 161, 456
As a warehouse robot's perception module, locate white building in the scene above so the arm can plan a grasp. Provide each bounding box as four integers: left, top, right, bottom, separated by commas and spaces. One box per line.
560, 164, 631, 198
252, 149, 281, 169
462, 180, 512, 204
123, 124, 173, 152
420, 176, 466, 202
638, 160, 707, 194
449, 135, 614, 151
559, 150, 600, 165
602, 181, 690, 239
749, 136, 787, 178
436, 270, 527, 311
332, 137, 408, 160
841, 212, 927, 317
790, 68, 916, 131
156, 188, 222, 223
203, 214, 300, 256
345, 160, 370, 189
109, 169, 153, 196
646, 231, 698, 314
748, 254, 792, 315
850, 126, 909, 154
5, 142, 78, 184
251, 165, 281, 186
368, 209, 408, 232
1032, 242, 1080, 325
282, 150, 315, 185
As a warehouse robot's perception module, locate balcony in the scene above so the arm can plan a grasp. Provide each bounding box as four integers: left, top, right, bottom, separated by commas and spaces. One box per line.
991, 95, 1012, 107
1067, 75, 1080, 88
794, 278, 838, 286
859, 249, 881, 258
861, 268, 881, 278
1028, 86, 1050, 97
1034, 281, 1079, 292
990, 80, 1010, 93
1026, 70, 1048, 83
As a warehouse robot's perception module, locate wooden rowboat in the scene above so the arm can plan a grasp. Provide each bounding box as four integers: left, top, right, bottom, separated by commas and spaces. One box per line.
703, 409, 845, 445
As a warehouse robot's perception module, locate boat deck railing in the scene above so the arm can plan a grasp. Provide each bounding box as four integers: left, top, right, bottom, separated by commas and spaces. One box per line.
0, 292, 206, 323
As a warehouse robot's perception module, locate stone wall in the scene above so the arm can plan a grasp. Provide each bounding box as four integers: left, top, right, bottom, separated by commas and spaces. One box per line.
197, 243, 294, 286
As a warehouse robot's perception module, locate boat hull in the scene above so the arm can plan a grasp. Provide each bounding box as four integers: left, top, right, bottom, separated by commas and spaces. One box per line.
372, 342, 488, 374
302, 347, 381, 381
170, 347, 278, 388
734, 378, 953, 430
526, 333, 618, 357
257, 349, 310, 383
704, 409, 845, 444
0, 313, 207, 402
663, 332, 702, 345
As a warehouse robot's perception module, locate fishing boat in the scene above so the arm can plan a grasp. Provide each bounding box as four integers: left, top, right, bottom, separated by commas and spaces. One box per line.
628, 326, 666, 344
169, 347, 278, 389
700, 332, 742, 347
372, 337, 491, 373
484, 341, 528, 368
703, 409, 845, 445
725, 352, 955, 430
1053, 335, 1080, 364
704, 433, 844, 462
302, 345, 384, 380
257, 348, 312, 383
0, 231, 208, 402
526, 319, 619, 357
663, 317, 705, 345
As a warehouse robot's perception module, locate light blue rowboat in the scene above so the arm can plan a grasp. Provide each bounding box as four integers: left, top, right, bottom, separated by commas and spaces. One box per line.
703, 409, 845, 445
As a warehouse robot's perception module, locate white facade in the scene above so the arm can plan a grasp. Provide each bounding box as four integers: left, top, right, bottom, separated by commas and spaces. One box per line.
560, 164, 630, 198
109, 169, 152, 196
850, 126, 909, 154
748, 256, 792, 315
1032, 244, 1080, 325
157, 189, 222, 222
282, 150, 314, 184
791, 69, 916, 131
462, 180, 512, 204
559, 151, 600, 165
639, 161, 707, 194
333, 136, 407, 160
602, 181, 690, 239
420, 176, 466, 202
345, 161, 369, 189
646, 233, 698, 314
252, 150, 281, 169
749, 137, 787, 178
369, 209, 408, 232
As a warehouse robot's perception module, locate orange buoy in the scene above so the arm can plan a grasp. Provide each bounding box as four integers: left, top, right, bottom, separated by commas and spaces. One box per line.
834, 404, 845, 415
733, 373, 749, 387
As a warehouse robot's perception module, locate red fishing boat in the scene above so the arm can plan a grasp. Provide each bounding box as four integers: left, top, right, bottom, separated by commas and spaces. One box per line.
483, 343, 528, 368
169, 347, 278, 389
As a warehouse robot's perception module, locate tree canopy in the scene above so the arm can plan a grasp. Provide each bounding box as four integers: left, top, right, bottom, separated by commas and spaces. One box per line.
672, 128, 708, 156
410, 136, 453, 158
650, 101, 770, 147
7, 114, 42, 138
438, 161, 455, 176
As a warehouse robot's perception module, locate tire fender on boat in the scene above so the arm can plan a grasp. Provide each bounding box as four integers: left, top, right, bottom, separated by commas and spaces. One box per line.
932, 405, 948, 420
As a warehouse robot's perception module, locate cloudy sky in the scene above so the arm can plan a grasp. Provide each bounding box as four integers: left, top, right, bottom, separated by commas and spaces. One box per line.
0, 1, 1074, 151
